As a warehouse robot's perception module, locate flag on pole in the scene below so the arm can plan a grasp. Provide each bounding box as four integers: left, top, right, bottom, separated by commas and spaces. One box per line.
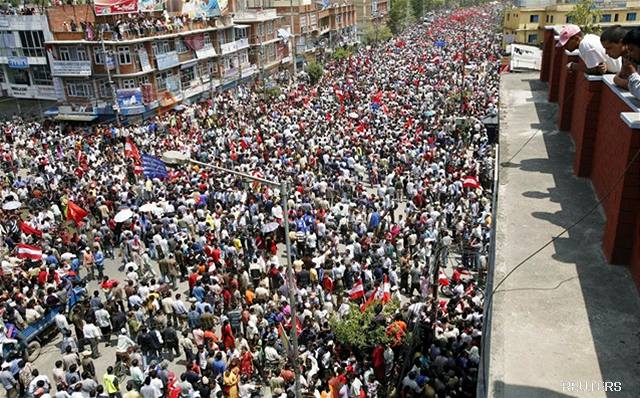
360, 287, 378, 312
349, 280, 365, 300
19, 221, 43, 237
278, 323, 290, 353
124, 138, 141, 161
462, 175, 480, 189
141, 154, 168, 179
16, 243, 43, 260
66, 201, 88, 225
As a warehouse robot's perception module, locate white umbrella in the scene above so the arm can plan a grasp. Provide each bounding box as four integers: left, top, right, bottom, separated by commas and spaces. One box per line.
114, 208, 134, 223
61, 252, 76, 260
349, 112, 359, 119
139, 203, 159, 213
262, 222, 280, 234
2, 201, 22, 211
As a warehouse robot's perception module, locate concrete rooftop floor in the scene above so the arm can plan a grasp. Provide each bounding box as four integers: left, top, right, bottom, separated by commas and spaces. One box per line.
486, 72, 640, 398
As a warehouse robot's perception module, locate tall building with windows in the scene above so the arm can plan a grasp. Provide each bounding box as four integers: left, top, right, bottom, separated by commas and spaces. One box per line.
503, 0, 640, 49
0, 12, 57, 101
45, 3, 256, 122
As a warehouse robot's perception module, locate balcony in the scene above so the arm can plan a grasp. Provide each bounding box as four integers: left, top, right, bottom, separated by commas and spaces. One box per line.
51, 60, 92, 77
234, 9, 279, 22
539, 26, 640, 288
219, 38, 250, 55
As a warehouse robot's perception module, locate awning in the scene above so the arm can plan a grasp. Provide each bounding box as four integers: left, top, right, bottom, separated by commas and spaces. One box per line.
55, 114, 98, 122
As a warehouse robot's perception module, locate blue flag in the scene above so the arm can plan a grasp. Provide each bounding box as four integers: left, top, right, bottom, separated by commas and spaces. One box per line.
141, 154, 168, 179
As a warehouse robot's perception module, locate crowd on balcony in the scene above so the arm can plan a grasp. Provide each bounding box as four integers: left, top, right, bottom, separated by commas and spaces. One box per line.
60, 14, 196, 41
0, 6, 40, 16
0, 4, 500, 398
558, 23, 640, 101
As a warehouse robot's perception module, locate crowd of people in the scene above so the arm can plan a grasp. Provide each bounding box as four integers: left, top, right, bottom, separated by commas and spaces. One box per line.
0, 4, 500, 398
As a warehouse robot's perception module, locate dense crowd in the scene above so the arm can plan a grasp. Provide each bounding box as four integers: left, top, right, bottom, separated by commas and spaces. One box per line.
0, 5, 500, 398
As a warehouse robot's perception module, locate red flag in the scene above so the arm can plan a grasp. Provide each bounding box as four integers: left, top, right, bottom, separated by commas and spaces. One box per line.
124, 138, 141, 161
360, 287, 378, 312
19, 221, 43, 237
372, 90, 383, 104
16, 243, 43, 260
462, 175, 480, 189
66, 201, 88, 225
404, 117, 414, 129
349, 280, 365, 300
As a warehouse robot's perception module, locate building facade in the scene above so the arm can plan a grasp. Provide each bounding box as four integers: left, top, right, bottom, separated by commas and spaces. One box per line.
353, 0, 388, 36
0, 13, 57, 101
503, 0, 640, 49
45, 4, 256, 122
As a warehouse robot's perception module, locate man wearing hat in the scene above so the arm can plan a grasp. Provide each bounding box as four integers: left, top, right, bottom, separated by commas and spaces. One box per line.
558, 24, 621, 74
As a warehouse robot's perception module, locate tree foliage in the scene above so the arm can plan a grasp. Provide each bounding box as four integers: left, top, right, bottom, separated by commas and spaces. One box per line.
332, 47, 354, 61
411, 0, 424, 20
329, 300, 401, 351
567, 0, 601, 34
388, 0, 409, 34
305, 62, 324, 85
362, 25, 393, 45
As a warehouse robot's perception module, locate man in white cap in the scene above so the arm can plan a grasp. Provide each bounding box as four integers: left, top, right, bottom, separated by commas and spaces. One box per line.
0, 362, 18, 398
558, 24, 621, 74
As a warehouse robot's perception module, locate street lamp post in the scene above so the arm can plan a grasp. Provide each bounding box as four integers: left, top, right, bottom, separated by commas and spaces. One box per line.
162, 151, 302, 398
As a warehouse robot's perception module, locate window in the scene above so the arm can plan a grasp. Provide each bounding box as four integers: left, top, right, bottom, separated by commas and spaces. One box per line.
601, 14, 612, 23
527, 34, 538, 43
266, 21, 273, 34
627, 12, 637, 21
267, 44, 276, 61
59, 47, 71, 61
257, 23, 264, 37
156, 71, 170, 91
545, 15, 548, 23
180, 66, 195, 87
550, 15, 554, 23
566, 15, 574, 23
67, 81, 93, 97
236, 28, 248, 39
300, 15, 307, 27
175, 39, 188, 53
529, 15, 539, 23
31, 65, 52, 85
18, 30, 44, 57
117, 46, 131, 65
238, 50, 249, 65
198, 62, 209, 80
204, 34, 212, 47
97, 79, 110, 98
506, 13, 510, 21
94, 46, 104, 64
76, 47, 89, 61
138, 75, 150, 86
615, 13, 619, 22
8, 69, 29, 85
152, 41, 171, 56
121, 79, 136, 89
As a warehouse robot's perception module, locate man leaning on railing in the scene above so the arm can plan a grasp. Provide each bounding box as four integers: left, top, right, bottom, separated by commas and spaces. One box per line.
614, 29, 640, 100
558, 24, 622, 75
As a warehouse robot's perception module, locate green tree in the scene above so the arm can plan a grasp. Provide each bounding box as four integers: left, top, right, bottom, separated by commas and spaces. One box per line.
388, 0, 409, 34
305, 62, 324, 85
567, 0, 602, 34
411, 0, 424, 20
332, 47, 353, 61
328, 300, 402, 351
362, 25, 393, 45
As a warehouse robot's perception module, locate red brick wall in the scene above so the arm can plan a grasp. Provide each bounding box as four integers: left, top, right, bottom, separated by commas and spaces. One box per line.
540, 29, 555, 82
569, 73, 603, 177
557, 53, 579, 131
46, 5, 95, 32
591, 88, 640, 264
548, 46, 564, 102
629, 218, 640, 288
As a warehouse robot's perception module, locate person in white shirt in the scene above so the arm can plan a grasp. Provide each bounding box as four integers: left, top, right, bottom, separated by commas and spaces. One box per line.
558, 24, 621, 74
82, 321, 102, 358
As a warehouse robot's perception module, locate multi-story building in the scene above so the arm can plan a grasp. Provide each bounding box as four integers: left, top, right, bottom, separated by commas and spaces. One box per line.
45, 4, 256, 122
317, 2, 358, 51
0, 12, 58, 101
233, 8, 291, 79
503, 0, 640, 49
353, 0, 388, 35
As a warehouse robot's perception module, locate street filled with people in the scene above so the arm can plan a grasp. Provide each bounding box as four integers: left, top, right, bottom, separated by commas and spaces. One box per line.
0, 4, 500, 398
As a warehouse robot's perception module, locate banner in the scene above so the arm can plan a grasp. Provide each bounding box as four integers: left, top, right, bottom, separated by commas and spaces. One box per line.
141, 83, 156, 104
139, 0, 164, 12
156, 51, 180, 70
51, 60, 92, 77
7, 56, 28, 69
95, 0, 138, 15
138, 47, 152, 72
116, 88, 145, 115
167, 0, 227, 18
184, 33, 205, 51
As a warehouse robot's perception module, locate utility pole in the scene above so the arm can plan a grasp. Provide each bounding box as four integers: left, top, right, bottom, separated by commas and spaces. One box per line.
289, 0, 297, 86
100, 29, 120, 126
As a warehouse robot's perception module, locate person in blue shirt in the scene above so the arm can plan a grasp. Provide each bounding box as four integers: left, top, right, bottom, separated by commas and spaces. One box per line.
94, 249, 105, 280
210, 352, 226, 377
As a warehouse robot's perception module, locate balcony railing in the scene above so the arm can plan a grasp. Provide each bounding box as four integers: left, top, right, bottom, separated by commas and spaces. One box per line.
50, 60, 92, 77
219, 38, 250, 55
